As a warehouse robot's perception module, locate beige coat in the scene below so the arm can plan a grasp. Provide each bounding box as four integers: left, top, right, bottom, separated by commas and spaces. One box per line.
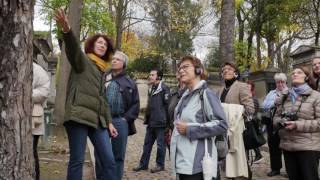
273, 88, 320, 151
218, 81, 255, 116
222, 103, 248, 178
32, 63, 50, 135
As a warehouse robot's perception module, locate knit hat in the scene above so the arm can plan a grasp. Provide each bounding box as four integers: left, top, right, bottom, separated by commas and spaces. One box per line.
113, 51, 129, 68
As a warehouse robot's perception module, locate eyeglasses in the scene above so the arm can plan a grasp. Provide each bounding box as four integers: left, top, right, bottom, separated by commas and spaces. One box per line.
178, 64, 193, 72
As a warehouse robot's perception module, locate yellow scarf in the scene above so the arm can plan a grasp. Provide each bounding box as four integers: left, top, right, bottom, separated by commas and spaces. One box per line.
87, 53, 111, 72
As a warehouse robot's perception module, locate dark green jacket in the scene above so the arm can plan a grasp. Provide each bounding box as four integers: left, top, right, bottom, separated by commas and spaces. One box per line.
63, 31, 112, 128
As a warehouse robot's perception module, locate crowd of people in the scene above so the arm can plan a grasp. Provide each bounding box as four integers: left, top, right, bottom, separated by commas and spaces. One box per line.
31, 7, 320, 180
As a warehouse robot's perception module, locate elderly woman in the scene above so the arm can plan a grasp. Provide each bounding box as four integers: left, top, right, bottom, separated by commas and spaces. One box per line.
262, 73, 288, 177
219, 62, 254, 115
54, 9, 117, 180
170, 55, 228, 180
273, 67, 320, 180
219, 62, 254, 179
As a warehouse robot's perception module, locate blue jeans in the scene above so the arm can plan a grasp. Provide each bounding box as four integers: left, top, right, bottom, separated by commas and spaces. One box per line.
65, 121, 116, 180
96, 117, 128, 180
139, 126, 166, 168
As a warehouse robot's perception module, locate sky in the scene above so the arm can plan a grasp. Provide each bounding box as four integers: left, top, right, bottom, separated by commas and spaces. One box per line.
33, 3, 50, 31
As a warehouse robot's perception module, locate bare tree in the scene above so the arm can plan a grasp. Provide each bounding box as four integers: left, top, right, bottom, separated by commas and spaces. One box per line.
0, 1, 34, 179
54, 0, 83, 126
111, 0, 145, 50
219, 0, 235, 63
301, 0, 320, 45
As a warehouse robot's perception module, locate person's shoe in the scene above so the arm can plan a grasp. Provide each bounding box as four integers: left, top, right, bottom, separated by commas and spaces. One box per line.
253, 155, 264, 164
150, 166, 164, 173
132, 165, 148, 172
267, 170, 280, 177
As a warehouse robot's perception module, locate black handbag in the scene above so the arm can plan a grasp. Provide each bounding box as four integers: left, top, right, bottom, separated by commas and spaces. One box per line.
243, 120, 266, 150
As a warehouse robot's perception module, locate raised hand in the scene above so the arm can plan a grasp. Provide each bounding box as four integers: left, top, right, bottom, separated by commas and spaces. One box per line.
53, 8, 70, 33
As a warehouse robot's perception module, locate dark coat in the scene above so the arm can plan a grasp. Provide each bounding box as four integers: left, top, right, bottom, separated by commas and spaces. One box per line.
104, 71, 140, 135
63, 31, 112, 128
168, 87, 186, 129
145, 81, 170, 128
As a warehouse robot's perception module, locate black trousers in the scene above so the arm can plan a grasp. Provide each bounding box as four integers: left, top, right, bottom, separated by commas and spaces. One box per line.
266, 124, 282, 171
33, 135, 40, 180
283, 150, 320, 180
179, 172, 204, 180
178, 172, 219, 180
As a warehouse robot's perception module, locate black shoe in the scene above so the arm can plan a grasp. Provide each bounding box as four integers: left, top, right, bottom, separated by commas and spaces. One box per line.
267, 170, 280, 177
150, 166, 164, 173
132, 165, 148, 172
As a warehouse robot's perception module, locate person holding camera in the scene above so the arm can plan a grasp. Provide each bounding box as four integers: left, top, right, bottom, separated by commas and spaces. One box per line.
262, 73, 288, 177
273, 67, 320, 180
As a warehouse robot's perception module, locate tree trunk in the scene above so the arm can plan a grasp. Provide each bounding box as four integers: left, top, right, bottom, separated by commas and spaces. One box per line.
255, 0, 262, 68
315, 0, 320, 46
256, 31, 262, 68
315, 29, 319, 46
247, 29, 254, 60
219, 0, 235, 63
115, 23, 123, 50
267, 39, 275, 68
282, 38, 294, 73
108, 0, 114, 18
115, 0, 128, 50
236, 8, 244, 42
53, 0, 83, 126
0, 1, 34, 179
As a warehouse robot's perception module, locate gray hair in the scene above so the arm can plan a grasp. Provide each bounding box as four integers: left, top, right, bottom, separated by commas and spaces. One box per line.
274, 73, 287, 82
114, 50, 129, 68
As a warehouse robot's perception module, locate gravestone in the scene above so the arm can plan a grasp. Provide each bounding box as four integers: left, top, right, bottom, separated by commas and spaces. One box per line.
290, 45, 320, 69
248, 68, 280, 103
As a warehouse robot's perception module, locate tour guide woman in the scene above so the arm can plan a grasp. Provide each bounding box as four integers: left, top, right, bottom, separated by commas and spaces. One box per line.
171, 55, 228, 180
54, 9, 118, 180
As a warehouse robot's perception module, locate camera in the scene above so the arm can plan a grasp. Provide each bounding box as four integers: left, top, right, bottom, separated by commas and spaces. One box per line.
273, 112, 299, 135
280, 112, 299, 121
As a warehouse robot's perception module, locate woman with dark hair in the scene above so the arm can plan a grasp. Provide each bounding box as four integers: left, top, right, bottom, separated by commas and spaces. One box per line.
170, 55, 228, 180
273, 67, 320, 180
219, 62, 254, 116
54, 9, 118, 180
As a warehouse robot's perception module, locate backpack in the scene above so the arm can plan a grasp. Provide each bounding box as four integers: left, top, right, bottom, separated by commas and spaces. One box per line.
199, 88, 228, 160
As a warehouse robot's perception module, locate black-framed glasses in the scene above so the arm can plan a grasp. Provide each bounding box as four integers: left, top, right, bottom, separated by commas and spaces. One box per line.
178, 64, 193, 72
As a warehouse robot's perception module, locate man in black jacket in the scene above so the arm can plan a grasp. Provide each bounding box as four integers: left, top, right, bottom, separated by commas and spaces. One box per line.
96, 51, 140, 180
133, 69, 170, 173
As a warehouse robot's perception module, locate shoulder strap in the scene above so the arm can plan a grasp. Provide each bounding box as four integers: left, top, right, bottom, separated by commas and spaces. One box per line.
280, 94, 288, 111
281, 93, 308, 114
199, 88, 207, 123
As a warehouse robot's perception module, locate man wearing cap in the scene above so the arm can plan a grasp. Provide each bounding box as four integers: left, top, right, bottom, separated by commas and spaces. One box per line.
96, 51, 140, 180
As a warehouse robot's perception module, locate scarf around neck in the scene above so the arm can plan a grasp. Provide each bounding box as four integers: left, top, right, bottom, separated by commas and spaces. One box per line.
87, 53, 111, 72
289, 83, 311, 103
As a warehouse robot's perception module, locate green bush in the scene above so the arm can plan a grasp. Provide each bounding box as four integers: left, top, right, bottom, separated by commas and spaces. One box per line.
127, 55, 163, 75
